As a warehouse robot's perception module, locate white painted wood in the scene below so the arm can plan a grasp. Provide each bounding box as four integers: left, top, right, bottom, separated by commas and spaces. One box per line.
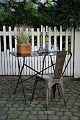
6, 50, 10, 75
0, 36, 2, 75
71, 28, 74, 76
9, 26, 13, 75
60, 26, 62, 51
26, 57, 30, 75
3, 26, 7, 75
14, 27, 18, 75
48, 27, 51, 50
31, 28, 34, 51
30, 28, 35, 75
34, 46, 37, 75
74, 31, 80, 78
37, 28, 40, 50
48, 27, 52, 73
43, 27, 46, 48
41, 25, 43, 32
65, 29, 68, 51
54, 26, 57, 51
2, 51, 5, 75
0, 26, 74, 77
67, 54, 71, 76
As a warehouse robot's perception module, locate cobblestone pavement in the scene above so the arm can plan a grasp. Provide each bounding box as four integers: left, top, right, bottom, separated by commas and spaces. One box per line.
0, 76, 80, 120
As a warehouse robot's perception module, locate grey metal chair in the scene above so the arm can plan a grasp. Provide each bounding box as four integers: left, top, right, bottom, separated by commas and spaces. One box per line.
31, 51, 72, 109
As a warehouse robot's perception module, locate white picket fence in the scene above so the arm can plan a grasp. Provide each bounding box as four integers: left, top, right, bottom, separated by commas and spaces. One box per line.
0, 26, 74, 76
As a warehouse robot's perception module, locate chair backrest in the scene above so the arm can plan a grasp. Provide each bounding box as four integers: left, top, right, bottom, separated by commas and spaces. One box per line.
54, 51, 67, 79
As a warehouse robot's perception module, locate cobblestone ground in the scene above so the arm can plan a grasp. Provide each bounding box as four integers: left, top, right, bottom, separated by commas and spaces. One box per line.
0, 76, 80, 120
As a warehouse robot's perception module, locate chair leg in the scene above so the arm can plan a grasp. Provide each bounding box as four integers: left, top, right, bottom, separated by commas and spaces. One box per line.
60, 83, 66, 107
21, 78, 26, 104
31, 78, 38, 101
48, 88, 52, 101
52, 84, 56, 97
46, 88, 49, 110
46, 87, 51, 110
57, 84, 61, 99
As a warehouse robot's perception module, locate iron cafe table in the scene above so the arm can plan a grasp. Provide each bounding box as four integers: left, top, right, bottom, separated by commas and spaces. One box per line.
10, 51, 57, 104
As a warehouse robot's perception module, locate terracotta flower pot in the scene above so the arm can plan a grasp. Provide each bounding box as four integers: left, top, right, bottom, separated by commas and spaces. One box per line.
17, 44, 32, 54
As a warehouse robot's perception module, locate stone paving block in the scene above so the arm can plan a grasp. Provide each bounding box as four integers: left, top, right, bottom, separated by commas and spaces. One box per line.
1, 107, 9, 111
64, 111, 72, 116
38, 111, 44, 114
72, 106, 78, 109
70, 116, 80, 120
48, 115, 59, 120
9, 107, 16, 110
19, 114, 27, 120
0, 115, 7, 120
22, 111, 29, 115
34, 107, 41, 111
28, 114, 37, 120
0, 109, 7, 115
60, 108, 69, 112
13, 104, 19, 107
7, 113, 18, 119
70, 108, 78, 112
31, 111, 37, 114
46, 111, 54, 115
6, 103, 12, 107
50, 108, 59, 111
72, 112, 80, 117
17, 107, 24, 111
25, 107, 33, 111
60, 115, 69, 120
55, 111, 63, 116
38, 114, 48, 120
74, 103, 80, 106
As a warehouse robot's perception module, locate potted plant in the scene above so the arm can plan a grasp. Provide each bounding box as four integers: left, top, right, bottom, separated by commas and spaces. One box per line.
16, 27, 31, 55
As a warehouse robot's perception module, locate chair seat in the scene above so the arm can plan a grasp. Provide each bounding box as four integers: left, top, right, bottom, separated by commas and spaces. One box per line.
37, 74, 61, 82
37, 74, 53, 81
37, 74, 62, 88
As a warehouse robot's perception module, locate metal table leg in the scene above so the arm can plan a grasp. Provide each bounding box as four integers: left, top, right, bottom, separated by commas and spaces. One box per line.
14, 57, 26, 104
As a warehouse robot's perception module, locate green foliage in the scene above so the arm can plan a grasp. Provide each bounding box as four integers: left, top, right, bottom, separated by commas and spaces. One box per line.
0, 0, 80, 30
16, 26, 30, 44
0, 0, 54, 29
0, 1, 43, 29
17, 32, 30, 44
52, 0, 80, 29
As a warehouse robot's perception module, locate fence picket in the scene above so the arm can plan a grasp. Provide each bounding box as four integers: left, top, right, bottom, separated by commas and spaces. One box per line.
0, 36, 2, 75
71, 28, 74, 76
48, 27, 51, 50
2, 52, 5, 75
31, 28, 34, 51
3, 26, 7, 75
60, 26, 62, 51
37, 28, 40, 50
54, 26, 57, 50
9, 26, 13, 75
43, 27, 46, 49
65, 29, 68, 51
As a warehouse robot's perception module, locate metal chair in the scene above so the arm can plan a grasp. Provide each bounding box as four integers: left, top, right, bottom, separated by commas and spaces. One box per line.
31, 51, 72, 109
